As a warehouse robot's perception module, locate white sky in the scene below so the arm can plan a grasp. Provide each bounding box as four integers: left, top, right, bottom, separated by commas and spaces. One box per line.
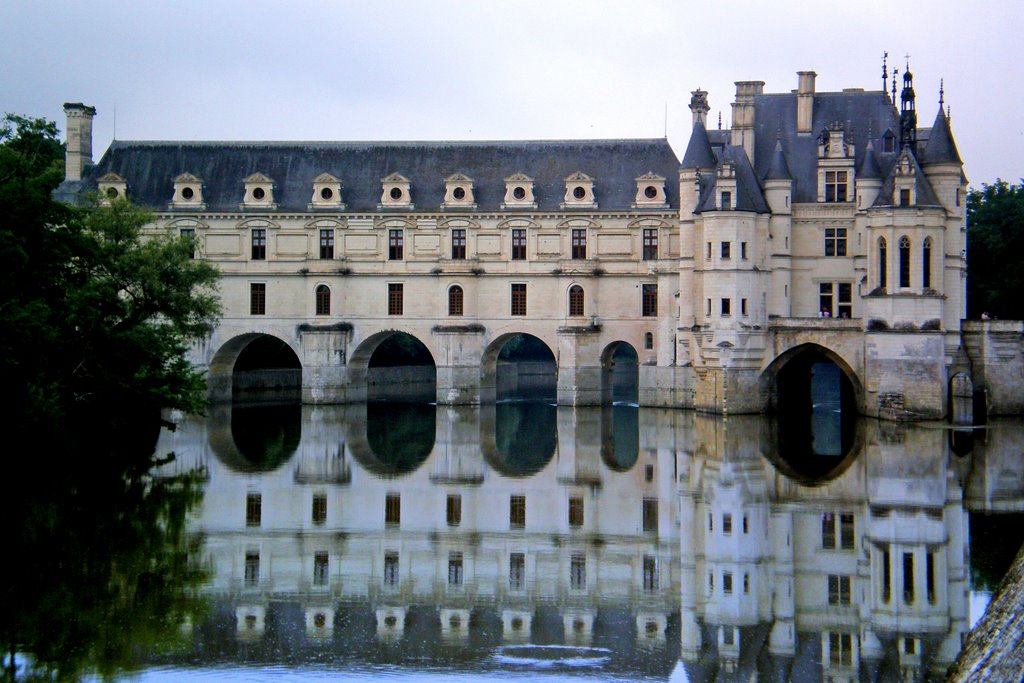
2, 0, 1020, 186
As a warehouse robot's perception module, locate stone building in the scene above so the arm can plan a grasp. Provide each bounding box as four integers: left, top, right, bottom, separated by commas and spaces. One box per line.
58, 65, 991, 420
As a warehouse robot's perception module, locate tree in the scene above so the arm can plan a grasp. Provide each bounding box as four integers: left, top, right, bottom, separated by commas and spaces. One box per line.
0, 114, 220, 680
966, 180, 1024, 319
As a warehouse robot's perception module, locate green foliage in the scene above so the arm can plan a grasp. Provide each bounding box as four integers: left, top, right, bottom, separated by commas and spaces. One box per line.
967, 180, 1024, 319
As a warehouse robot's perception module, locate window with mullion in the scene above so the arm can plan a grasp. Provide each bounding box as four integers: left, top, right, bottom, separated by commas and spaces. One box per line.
388, 229, 404, 260
642, 228, 658, 260
251, 228, 266, 260
319, 229, 334, 259
511, 229, 527, 260
451, 228, 466, 260
571, 229, 587, 259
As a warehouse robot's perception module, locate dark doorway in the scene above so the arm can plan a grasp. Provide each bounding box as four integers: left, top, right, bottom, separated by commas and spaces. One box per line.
366, 333, 436, 402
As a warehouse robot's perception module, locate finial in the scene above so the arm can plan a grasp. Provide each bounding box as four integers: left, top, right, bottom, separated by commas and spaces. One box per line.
939, 78, 945, 107
718, 111, 722, 130
882, 51, 888, 91
891, 69, 898, 106
947, 104, 951, 121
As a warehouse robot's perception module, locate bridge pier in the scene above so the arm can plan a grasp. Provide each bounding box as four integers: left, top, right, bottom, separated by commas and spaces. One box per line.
433, 326, 486, 405
556, 326, 604, 406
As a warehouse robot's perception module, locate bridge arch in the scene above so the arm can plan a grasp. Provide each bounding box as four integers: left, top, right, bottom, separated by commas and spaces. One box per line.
760, 342, 864, 414
600, 340, 640, 405
482, 331, 557, 401
208, 332, 302, 403
349, 330, 437, 402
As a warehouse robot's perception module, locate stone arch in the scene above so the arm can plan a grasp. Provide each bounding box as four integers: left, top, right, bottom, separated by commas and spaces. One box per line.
481, 331, 557, 402
600, 341, 639, 405
349, 329, 437, 402
208, 332, 302, 403
760, 342, 863, 413
949, 371, 974, 426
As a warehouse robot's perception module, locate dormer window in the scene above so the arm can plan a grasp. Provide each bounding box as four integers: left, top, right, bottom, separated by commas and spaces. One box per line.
503, 173, 536, 209
633, 172, 668, 209
825, 171, 848, 202
242, 173, 276, 209
380, 173, 413, 209
720, 191, 732, 210
882, 131, 896, 153
171, 173, 205, 209
443, 173, 476, 210
310, 172, 344, 210
562, 172, 596, 209
97, 172, 127, 205
893, 150, 916, 207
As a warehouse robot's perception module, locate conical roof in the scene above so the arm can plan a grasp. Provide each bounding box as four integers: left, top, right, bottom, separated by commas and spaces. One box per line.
763, 140, 792, 181
681, 121, 717, 170
922, 107, 962, 164
858, 139, 882, 179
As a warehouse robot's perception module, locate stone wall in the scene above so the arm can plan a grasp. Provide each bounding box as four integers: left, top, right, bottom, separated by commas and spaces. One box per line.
962, 320, 1024, 416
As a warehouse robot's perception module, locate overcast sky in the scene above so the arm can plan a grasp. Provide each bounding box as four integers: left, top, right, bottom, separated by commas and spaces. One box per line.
2, 1, 1020, 186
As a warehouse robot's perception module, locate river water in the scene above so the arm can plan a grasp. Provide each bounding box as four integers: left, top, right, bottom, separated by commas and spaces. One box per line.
7, 402, 1024, 682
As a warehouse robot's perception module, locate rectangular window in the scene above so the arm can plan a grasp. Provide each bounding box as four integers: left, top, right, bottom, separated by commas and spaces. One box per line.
721, 298, 731, 316
312, 494, 327, 525
251, 229, 266, 260
570, 553, 586, 590
825, 227, 848, 256
384, 552, 399, 586
568, 496, 584, 528
720, 191, 732, 209
708, 512, 714, 532
819, 282, 833, 318
643, 555, 658, 591
741, 241, 748, 259
451, 228, 466, 260
707, 242, 712, 259
825, 171, 849, 202
509, 552, 525, 590
743, 573, 750, 593
388, 229, 404, 260
900, 188, 911, 207
708, 572, 714, 593
641, 284, 658, 317
510, 283, 527, 316
642, 228, 658, 260
903, 552, 915, 604
244, 551, 260, 587
385, 493, 401, 526
741, 298, 747, 316
314, 551, 329, 586
723, 572, 733, 594
319, 229, 335, 259
723, 513, 732, 535
246, 493, 262, 527
511, 228, 526, 260
828, 574, 852, 605
927, 552, 936, 604
840, 513, 855, 549
571, 228, 587, 259
829, 632, 853, 665
822, 512, 855, 549
724, 628, 735, 646
642, 498, 658, 534
706, 298, 712, 316
819, 282, 852, 318
509, 495, 525, 528
387, 283, 403, 316
446, 494, 462, 527
743, 515, 748, 534
721, 241, 731, 259
180, 228, 196, 259
883, 546, 892, 603
448, 552, 464, 586
250, 283, 266, 315
837, 283, 852, 318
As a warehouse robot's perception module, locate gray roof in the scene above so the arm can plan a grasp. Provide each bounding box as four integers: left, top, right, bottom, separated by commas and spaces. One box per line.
873, 147, 942, 208
696, 145, 770, 214
920, 107, 962, 165
858, 140, 882, 179
763, 140, 793, 181
680, 121, 717, 170
66, 138, 681, 213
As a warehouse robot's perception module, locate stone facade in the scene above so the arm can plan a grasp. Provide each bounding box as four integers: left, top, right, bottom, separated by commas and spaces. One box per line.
58, 65, 1001, 420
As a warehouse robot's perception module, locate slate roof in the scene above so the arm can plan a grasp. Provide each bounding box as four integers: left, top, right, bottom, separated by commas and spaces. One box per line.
873, 148, 942, 208
696, 145, 770, 214
680, 121, 717, 170
763, 140, 793, 181
920, 107, 962, 165
858, 140, 882, 179
64, 139, 681, 213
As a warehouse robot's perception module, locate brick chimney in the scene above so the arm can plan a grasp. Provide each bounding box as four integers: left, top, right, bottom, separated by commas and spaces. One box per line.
63, 102, 96, 181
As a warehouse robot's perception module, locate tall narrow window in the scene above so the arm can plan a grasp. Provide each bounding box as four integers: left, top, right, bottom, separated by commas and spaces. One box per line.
319, 229, 334, 259
388, 229, 404, 260
180, 228, 196, 259
251, 228, 266, 260
246, 493, 262, 527
822, 512, 854, 548
900, 188, 911, 207
388, 283, 403, 315
314, 552, 329, 586
926, 552, 936, 603
571, 229, 587, 259
644, 332, 654, 350
643, 556, 658, 591
879, 237, 888, 289
448, 552, 464, 586
448, 285, 464, 316
315, 284, 331, 316
922, 237, 932, 288
642, 498, 658, 534
837, 283, 852, 318
312, 494, 327, 525
384, 552, 399, 586
570, 553, 586, 589
899, 236, 911, 288
825, 171, 849, 202
510, 283, 527, 316
641, 284, 658, 317
723, 514, 733, 535
642, 228, 658, 260
509, 553, 525, 590
385, 493, 401, 526
882, 546, 892, 603
244, 551, 260, 587
509, 495, 525, 528
741, 241, 748, 259
568, 285, 584, 317
511, 228, 527, 260
568, 496, 584, 528
721, 241, 731, 259
451, 228, 466, 260
720, 191, 732, 209
829, 633, 853, 666
721, 298, 731, 316
250, 283, 266, 315
828, 574, 851, 605
446, 494, 462, 527
723, 572, 733, 594
903, 552, 915, 604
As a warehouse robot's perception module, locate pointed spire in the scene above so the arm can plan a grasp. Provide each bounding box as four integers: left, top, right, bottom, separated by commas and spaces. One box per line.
922, 104, 962, 164
681, 120, 717, 170
939, 78, 945, 107
859, 139, 882, 179
882, 51, 888, 92
891, 69, 898, 106
900, 64, 917, 150
764, 139, 792, 181
717, 111, 722, 130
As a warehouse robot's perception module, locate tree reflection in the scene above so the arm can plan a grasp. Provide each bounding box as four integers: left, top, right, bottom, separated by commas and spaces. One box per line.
1, 411, 207, 681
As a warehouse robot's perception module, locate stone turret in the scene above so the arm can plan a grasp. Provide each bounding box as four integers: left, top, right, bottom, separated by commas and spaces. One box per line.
63, 102, 96, 181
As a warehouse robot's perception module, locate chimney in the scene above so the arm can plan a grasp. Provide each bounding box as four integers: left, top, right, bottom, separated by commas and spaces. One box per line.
796, 71, 816, 134
689, 89, 710, 127
730, 81, 763, 163
63, 102, 96, 181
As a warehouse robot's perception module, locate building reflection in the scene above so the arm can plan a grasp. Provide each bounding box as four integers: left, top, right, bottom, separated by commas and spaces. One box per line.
154, 405, 1024, 680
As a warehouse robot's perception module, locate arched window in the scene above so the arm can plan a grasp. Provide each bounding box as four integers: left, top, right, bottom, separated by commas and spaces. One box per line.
922, 237, 932, 289
448, 285, 464, 316
898, 236, 911, 288
878, 237, 888, 289
568, 285, 584, 317
644, 332, 654, 350
315, 284, 331, 316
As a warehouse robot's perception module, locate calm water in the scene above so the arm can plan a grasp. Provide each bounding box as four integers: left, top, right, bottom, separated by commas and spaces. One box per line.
7, 403, 1024, 682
